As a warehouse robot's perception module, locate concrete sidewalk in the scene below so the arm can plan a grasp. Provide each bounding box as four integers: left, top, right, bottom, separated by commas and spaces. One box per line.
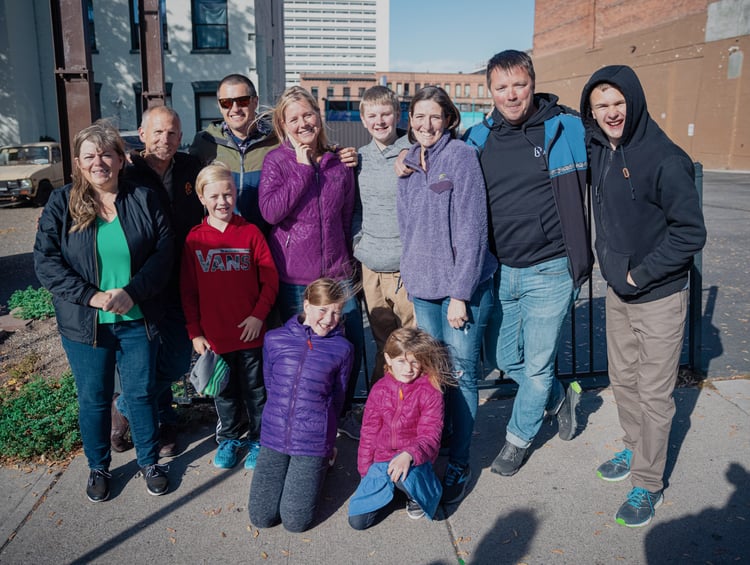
1, 378, 748, 564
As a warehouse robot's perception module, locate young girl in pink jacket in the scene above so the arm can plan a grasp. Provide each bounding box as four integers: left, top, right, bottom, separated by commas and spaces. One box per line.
348, 328, 453, 529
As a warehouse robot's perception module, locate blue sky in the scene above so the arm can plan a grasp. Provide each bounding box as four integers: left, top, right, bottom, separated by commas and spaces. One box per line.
389, 1, 535, 73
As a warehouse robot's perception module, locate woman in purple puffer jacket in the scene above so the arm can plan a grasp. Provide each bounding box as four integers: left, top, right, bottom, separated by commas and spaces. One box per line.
248, 278, 353, 533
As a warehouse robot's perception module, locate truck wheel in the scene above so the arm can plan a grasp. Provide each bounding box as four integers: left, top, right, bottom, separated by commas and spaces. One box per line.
33, 180, 53, 207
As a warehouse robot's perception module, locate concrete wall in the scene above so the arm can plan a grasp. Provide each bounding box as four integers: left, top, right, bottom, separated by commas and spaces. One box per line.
533, 0, 750, 170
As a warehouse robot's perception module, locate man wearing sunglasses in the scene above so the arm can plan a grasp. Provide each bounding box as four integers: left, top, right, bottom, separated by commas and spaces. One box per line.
190, 74, 278, 234
190, 74, 358, 234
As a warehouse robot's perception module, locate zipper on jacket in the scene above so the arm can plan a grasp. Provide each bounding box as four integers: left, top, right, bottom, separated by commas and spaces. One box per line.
92, 223, 100, 347
390, 385, 404, 451
286, 335, 311, 448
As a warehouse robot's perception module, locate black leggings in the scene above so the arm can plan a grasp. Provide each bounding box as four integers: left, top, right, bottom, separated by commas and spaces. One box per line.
248, 446, 329, 533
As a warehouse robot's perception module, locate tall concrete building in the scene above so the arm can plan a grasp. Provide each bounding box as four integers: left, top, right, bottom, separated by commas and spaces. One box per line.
283, 0, 389, 86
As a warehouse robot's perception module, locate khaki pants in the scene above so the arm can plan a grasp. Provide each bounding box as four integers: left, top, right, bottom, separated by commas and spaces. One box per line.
361, 265, 415, 383
605, 286, 688, 492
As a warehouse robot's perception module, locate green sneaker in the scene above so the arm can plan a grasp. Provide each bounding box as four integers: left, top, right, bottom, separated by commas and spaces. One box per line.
597, 448, 632, 482
615, 487, 663, 527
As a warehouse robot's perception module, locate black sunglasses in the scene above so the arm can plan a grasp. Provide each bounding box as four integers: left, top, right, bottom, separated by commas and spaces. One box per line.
218, 95, 255, 109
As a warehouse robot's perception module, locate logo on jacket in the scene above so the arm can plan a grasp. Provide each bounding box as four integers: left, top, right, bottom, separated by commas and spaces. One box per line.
534, 146, 545, 158
196, 248, 252, 273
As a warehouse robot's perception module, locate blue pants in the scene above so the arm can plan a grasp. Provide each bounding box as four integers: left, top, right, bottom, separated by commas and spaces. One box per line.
62, 320, 160, 470
412, 277, 494, 466
485, 257, 574, 448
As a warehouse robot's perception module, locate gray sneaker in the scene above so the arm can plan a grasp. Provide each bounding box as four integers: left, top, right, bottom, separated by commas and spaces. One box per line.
556, 381, 581, 441
337, 411, 361, 440
490, 441, 529, 476
597, 448, 632, 482
615, 487, 663, 527
406, 498, 425, 520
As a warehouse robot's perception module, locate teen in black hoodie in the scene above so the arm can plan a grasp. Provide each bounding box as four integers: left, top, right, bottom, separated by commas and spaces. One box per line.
581, 65, 706, 528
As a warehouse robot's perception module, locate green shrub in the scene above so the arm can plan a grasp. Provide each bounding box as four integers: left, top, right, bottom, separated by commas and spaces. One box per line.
8, 286, 55, 320
0, 372, 80, 461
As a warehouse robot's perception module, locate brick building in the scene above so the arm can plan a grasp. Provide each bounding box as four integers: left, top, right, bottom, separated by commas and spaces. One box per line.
533, 0, 749, 169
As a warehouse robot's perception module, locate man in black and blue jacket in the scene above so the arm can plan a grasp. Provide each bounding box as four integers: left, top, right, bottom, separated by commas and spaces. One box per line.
464, 50, 593, 478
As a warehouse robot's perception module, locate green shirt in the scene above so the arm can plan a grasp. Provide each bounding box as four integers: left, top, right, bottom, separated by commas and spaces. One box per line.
96, 216, 143, 324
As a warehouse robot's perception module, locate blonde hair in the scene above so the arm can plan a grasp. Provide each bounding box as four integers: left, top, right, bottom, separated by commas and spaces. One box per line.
359, 85, 400, 115
272, 86, 331, 155
195, 161, 235, 197
69, 120, 127, 233
383, 327, 455, 391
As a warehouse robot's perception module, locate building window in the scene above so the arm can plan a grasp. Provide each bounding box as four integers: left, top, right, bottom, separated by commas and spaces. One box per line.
455, 84, 460, 97
358, 87, 365, 97
464, 84, 470, 97
396, 83, 403, 95
86, 0, 97, 52
192, 81, 221, 131
478, 84, 484, 98
130, 0, 168, 52
343, 87, 350, 98
444, 83, 450, 92
133, 83, 174, 126
93, 82, 102, 120
192, 0, 228, 51
415, 83, 420, 92
327, 86, 334, 98
311, 87, 319, 100
404, 83, 410, 96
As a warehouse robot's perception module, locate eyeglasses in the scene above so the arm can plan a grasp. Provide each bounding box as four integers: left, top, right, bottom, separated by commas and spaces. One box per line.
218, 96, 255, 109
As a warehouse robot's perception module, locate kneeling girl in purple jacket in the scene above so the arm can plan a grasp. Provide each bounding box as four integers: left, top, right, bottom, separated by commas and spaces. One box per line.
348, 327, 453, 529
248, 278, 354, 533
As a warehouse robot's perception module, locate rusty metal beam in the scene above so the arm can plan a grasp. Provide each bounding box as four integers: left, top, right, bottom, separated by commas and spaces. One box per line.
139, 0, 166, 112
51, 0, 95, 183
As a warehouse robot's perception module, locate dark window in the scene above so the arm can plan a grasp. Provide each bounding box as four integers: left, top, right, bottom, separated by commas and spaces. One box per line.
130, 0, 169, 51
86, 0, 97, 52
192, 81, 221, 131
311, 87, 319, 99
327, 87, 334, 98
358, 87, 365, 97
133, 83, 174, 126
343, 87, 350, 98
192, 0, 228, 51
404, 83, 410, 96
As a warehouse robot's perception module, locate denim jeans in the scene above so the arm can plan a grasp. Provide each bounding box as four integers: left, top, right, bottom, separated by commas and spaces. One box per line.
277, 281, 364, 415
61, 320, 160, 470
485, 257, 574, 448
412, 277, 494, 466
118, 301, 192, 427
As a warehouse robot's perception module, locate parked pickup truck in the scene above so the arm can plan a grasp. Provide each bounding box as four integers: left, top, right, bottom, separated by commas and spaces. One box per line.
0, 142, 65, 206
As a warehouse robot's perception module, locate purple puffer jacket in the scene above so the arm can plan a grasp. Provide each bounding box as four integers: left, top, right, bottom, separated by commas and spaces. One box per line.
259, 141, 355, 285
260, 315, 354, 457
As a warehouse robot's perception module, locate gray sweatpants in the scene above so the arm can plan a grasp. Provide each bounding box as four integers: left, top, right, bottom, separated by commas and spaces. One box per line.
248, 446, 329, 533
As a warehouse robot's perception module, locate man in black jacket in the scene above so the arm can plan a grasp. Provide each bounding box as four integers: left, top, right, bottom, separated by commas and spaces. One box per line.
581, 65, 706, 528
114, 106, 204, 458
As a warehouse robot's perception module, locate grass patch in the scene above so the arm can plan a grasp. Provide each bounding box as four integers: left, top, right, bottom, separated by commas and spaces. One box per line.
0, 371, 80, 462
8, 286, 54, 320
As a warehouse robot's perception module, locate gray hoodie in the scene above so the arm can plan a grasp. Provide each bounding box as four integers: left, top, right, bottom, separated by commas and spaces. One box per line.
353, 134, 412, 272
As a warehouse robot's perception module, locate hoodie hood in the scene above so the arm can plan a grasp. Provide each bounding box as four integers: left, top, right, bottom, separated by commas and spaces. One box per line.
580, 65, 650, 149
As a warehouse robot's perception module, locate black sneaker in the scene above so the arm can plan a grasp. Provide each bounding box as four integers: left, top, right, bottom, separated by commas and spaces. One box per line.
491, 441, 529, 476
86, 469, 111, 502
557, 381, 581, 441
442, 462, 471, 504
140, 464, 169, 496
406, 498, 425, 520
615, 487, 663, 527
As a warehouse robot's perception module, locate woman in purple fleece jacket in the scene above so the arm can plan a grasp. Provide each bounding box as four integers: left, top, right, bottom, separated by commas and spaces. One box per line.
397, 86, 497, 506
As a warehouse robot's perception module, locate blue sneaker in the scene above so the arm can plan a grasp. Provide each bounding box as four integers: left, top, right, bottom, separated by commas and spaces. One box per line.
597, 449, 632, 482
442, 462, 472, 504
213, 439, 242, 469
615, 487, 663, 527
244, 440, 261, 470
